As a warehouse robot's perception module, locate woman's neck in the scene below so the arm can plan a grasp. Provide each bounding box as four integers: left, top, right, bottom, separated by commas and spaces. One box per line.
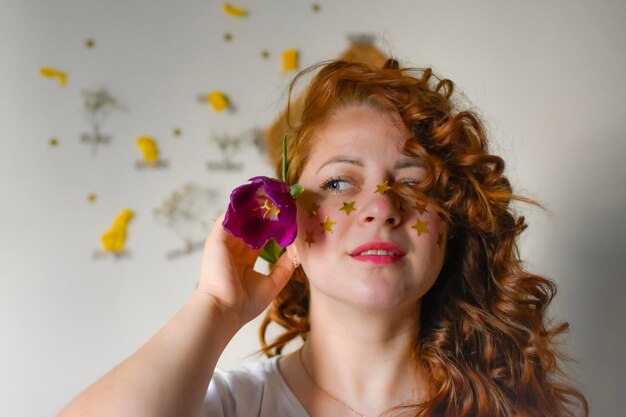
298, 299, 425, 415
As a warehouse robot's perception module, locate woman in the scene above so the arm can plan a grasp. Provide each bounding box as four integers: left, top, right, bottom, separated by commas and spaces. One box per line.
59, 59, 587, 417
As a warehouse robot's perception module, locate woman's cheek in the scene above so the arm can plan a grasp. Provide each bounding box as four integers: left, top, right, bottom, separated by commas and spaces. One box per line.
403, 200, 447, 252
296, 194, 351, 249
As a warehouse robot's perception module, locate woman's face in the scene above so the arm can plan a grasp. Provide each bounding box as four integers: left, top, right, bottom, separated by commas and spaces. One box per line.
294, 105, 446, 312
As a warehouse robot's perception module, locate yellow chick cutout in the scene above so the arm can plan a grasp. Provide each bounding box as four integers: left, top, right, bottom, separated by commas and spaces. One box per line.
136, 136, 167, 168
100, 209, 134, 255
39, 67, 67, 87
208, 91, 229, 112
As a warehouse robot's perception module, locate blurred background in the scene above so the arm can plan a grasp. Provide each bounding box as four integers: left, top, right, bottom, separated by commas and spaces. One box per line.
1, 1, 624, 416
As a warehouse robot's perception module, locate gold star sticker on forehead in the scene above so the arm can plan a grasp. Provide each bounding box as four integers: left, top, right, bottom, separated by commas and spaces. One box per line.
339, 201, 357, 215
307, 202, 320, 217
305, 230, 315, 247
411, 217, 429, 236
414, 200, 428, 214
320, 216, 336, 233
375, 181, 391, 194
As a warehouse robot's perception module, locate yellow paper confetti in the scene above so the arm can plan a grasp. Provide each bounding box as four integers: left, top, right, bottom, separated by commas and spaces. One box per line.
411, 217, 429, 236
208, 91, 229, 112
282, 49, 299, 73
223, 32, 233, 42
321, 216, 336, 233
173, 128, 182, 137
261, 49, 270, 59
375, 181, 391, 194
305, 230, 315, 247
339, 201, 357, 215
88, 193, 97, 203
223, 2, 247, 17
85, 38, 96, 48
101, 208, 134, 252
311, 3, 321, 12
49, 137, 59, 147
39, 67, 67, 87
136, 136, 159, 163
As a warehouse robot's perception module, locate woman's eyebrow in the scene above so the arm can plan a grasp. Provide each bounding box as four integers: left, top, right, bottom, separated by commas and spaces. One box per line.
316, 156, 363, 174
394, 157, 424, 169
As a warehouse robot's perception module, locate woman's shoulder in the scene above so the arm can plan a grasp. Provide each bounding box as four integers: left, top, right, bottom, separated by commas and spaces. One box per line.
213, 356, 279, 391
204, 356, 309, 417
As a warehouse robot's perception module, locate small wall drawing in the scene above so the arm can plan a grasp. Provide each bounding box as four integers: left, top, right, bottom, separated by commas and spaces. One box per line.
80, 88, 123, 153
206, 128, 264, 171
154, 183, 222, 259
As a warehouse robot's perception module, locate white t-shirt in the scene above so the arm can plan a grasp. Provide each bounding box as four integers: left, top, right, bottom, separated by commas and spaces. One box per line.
203, 356, 309, 417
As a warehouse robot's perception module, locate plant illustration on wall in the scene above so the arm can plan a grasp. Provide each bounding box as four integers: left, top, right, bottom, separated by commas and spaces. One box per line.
206, 128, 265, 171
80, 88, 124, 154
154, 183, 222, 259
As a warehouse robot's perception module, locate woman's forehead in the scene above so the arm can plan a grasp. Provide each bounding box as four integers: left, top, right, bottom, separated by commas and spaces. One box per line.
303, 106, 413, 167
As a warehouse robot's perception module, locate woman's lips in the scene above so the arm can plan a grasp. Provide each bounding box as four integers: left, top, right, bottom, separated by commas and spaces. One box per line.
349, 241, 406, 264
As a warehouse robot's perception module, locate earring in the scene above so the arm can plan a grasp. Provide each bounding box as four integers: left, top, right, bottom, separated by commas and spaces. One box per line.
293, 256, 299, 269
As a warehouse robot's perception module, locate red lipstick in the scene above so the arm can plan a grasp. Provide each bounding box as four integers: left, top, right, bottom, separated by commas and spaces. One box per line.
349, 241, 406, 265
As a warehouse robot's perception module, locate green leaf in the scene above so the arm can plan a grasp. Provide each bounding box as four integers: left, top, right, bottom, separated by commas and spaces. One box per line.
289, 184, 304, 199
259, 239, 285, 264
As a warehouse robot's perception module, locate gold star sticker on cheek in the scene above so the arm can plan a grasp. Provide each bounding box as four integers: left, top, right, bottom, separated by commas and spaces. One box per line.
414, 200, 428, 214
320, 216, 336, 233
304, 230, 315, 247
339, 201, 357, 215
411, 217, 429, 236
375, 180, 391, 194
307, 202, 320, 217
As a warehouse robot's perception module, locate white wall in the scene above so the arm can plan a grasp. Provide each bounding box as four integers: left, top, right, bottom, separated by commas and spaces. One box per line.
1, 1, 624, 416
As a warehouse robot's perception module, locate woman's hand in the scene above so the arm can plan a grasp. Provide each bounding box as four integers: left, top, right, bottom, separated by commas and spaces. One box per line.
196, 212, 295, 327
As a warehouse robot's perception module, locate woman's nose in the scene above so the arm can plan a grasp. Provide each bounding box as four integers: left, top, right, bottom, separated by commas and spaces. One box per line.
358, 191, 401, 227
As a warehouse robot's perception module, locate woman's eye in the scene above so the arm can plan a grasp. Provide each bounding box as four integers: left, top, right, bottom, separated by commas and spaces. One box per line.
398, 178, 420, 186
321, 177, 352, 192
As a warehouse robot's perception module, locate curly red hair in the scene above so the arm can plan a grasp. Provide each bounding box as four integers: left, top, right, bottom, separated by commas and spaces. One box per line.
260, 59, 588, 417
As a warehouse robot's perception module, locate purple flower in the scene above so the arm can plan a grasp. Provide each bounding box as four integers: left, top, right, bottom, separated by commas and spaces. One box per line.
222, 176, 297, 250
